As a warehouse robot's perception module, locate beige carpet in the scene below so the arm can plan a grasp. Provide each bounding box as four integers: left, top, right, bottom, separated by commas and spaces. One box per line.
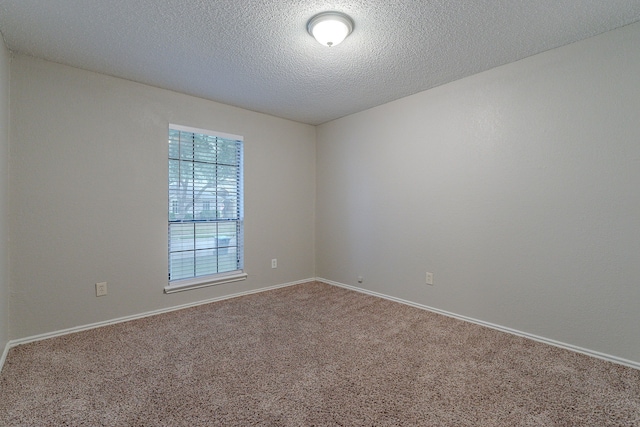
1, 281, 639, 426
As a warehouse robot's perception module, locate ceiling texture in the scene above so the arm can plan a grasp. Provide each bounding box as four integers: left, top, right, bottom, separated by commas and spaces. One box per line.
1, 1, 640, 125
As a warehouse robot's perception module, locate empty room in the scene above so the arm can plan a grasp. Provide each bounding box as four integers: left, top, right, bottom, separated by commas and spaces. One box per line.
0, 1, 639, 425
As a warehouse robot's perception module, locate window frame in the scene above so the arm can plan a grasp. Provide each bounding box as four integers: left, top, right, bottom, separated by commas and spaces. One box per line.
164, 124, 246, 294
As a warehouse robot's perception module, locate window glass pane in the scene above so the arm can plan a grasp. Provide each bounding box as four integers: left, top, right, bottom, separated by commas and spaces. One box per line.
218, 247, 238, 272
168, 159, 181, 219
169, 251, 194, 281
179, 131, 194, 161
168, 130, 180, 160
195, 223, 217, 250
218, 165, 238, 182
177, 161, 195, 220
218, 222, 236, 239
168, 159, 180, 185
218, 139, 239, 165
169, 223, 194, 252
194, 163, 216, 201
195, 249, 217, 276
193, 134, 216, 163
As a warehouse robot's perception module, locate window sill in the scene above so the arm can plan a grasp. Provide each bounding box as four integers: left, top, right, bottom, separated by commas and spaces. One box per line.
164, 271, 247, 294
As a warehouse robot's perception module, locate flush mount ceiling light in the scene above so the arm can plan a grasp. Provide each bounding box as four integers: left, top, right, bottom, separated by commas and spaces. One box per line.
307, 11, 354, 47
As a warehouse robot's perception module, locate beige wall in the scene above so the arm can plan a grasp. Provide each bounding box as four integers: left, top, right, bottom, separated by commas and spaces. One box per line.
0, 38, 9, 351
9, 55, 316, 339
316, 22, 640, 364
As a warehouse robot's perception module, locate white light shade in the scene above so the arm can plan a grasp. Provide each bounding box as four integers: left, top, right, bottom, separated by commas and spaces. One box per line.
307, 12, 354, 47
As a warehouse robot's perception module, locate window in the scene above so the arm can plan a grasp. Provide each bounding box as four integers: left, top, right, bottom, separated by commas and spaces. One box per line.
166, 124, 245, 293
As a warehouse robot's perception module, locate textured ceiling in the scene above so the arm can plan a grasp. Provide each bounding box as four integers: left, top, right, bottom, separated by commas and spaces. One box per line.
1, 1, 640, 125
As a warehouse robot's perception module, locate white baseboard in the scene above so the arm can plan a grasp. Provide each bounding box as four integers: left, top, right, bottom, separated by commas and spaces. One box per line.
0, 278, 314, 373
317, 277, 640, 371
0, 339, 9, 373
4, 277, 637, 373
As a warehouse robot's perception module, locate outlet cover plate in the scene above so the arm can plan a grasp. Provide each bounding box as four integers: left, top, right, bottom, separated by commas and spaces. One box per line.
96, 282, 107, 296
426, 272, 434, 286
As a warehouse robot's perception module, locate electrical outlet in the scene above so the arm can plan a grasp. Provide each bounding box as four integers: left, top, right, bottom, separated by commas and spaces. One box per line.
426, 272, 434, 286
271, 259, 277, 269
96, 282, 107, 297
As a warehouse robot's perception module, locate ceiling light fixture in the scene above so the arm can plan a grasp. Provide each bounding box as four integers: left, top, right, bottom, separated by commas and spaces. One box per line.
307, 11, 354, 47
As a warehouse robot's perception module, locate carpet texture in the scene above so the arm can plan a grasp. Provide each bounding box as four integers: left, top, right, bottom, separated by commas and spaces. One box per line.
1, 281, 639, 426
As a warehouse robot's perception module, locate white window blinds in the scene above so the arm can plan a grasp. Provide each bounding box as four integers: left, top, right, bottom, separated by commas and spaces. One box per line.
167, 125, 244, 290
